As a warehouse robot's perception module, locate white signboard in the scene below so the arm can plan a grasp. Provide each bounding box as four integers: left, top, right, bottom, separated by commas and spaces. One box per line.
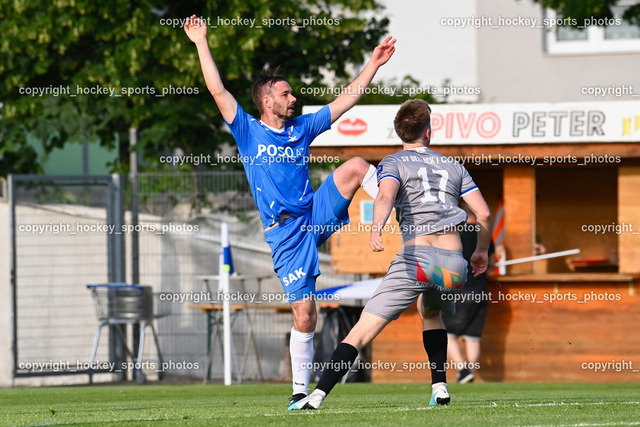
303, 101, 640, 145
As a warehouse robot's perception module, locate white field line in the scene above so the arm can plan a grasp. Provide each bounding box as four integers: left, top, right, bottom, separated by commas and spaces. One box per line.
26, 400, 640, 426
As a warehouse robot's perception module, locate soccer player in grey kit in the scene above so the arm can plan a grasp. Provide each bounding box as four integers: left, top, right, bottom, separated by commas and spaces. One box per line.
289, 99, 492, 410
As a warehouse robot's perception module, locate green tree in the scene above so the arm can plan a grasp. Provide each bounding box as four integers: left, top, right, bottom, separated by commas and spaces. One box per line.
0, 0, 391, 176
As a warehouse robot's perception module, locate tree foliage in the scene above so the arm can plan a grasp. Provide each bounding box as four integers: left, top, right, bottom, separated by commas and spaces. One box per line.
0, 0, 393, 176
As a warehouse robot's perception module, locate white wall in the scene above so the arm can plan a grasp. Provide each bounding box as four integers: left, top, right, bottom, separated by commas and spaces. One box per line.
476, 0, 640, 102
376, 0, 479, 102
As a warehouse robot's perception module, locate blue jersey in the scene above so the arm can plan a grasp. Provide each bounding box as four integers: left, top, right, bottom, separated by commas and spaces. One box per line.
225, 103, 332, 228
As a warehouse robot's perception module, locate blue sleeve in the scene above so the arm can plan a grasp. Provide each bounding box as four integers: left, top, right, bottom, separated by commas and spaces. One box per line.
302, 105, 331, 143
224, 103, 251, 153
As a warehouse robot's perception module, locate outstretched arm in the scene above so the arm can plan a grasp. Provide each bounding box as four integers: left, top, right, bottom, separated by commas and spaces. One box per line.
370, 178, 400, 252
184, 15, 238, 123
329, 36, 396, 124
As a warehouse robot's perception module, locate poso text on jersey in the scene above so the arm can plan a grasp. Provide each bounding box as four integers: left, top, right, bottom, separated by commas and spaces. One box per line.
226, 104, 331, 229
254, 144, 307, 166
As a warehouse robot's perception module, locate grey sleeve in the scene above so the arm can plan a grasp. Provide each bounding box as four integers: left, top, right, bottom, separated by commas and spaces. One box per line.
460, 165, 478, 197
377, 156, 402, 185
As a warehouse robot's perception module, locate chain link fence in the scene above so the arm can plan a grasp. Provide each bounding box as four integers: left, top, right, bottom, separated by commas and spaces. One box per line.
6, 171, 360, 384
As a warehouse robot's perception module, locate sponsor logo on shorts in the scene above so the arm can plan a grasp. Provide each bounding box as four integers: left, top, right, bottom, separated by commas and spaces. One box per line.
282, 267, 306, 286
416, 262, 462, 290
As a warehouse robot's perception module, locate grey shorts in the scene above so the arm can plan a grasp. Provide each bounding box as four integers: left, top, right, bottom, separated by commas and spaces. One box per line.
363, 245, 468, 321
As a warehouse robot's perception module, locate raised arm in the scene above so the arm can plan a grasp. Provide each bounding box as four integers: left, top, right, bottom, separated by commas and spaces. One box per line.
184, 15, 238, 123
329, 36, 396, 124
461, 190, 493, 277
370, 177, 400, 252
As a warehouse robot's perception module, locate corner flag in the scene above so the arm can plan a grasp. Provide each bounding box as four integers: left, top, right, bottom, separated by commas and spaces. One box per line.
221, 223, 234, 275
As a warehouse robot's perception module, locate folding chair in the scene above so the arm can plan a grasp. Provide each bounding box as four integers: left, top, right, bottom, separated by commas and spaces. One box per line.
87, 284, 164, 384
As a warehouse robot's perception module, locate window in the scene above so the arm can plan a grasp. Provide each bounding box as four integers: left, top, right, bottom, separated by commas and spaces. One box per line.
544, 2, 640, 55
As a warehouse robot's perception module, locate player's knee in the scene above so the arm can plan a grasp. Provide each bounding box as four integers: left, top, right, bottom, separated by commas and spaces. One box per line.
332, 157, 372, 199
295, 317, 316, 333
345, 156, 370, 181
293, 309, 317, 332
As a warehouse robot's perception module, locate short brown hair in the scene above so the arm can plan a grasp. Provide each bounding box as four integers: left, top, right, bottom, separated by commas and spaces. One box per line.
393, 99, 432, 143
252, 69, 286, 115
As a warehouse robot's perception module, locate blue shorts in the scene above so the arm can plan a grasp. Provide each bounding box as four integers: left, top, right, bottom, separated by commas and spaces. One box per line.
264, 172, 350, 302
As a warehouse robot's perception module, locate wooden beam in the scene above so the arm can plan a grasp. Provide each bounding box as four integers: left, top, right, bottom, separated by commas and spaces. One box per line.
310, 142, 640, 164
503, 167, 536, 274
618, 166, 640, 273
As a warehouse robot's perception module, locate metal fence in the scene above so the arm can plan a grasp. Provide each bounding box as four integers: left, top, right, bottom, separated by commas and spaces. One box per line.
7, 171, 359, 384
8, 174, 124, 379
136, 171, 256, 218
133, 172, 356, 381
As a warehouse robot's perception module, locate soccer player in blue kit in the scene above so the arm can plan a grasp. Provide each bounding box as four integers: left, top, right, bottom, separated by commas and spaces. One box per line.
184, 16, 395, 405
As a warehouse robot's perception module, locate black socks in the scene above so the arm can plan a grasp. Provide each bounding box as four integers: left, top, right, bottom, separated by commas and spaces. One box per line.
423, 329, 448, 384
315, 331, 447, 396
316, 342, 359, 395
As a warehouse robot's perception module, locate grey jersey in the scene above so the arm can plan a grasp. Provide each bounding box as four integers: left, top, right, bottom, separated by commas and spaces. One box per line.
376, 147, 478, 242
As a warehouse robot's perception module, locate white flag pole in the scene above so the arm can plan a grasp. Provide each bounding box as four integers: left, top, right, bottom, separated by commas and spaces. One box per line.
220, 223, 232, 386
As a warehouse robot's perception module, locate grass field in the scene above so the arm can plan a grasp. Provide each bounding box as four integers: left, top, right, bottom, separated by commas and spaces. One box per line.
2, 382, 639, 426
